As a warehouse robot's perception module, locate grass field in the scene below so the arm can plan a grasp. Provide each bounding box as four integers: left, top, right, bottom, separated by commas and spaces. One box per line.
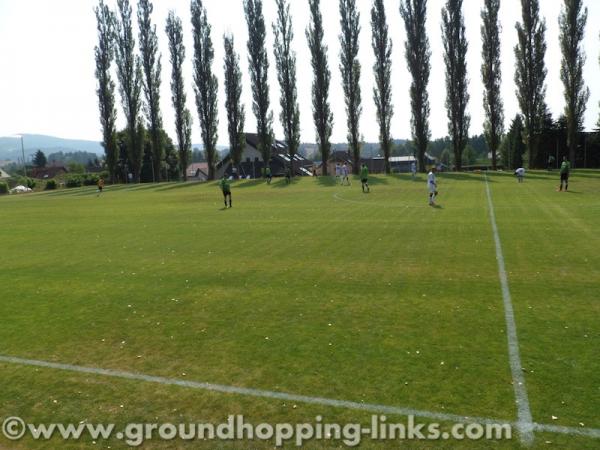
0, 171, 598, 449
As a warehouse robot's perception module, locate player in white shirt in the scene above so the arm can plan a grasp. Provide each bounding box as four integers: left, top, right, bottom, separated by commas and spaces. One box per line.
427, 167, 438, 206
411, 161, 417, 179
514, 167, 525, 183
341, 163, 351, 185
335, 163, 341, 183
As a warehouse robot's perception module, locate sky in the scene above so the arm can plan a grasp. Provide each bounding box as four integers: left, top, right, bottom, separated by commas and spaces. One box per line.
0, 0, 599, 147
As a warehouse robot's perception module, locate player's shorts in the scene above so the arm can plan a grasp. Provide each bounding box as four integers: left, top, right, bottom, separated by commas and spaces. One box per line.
361, 178, 368, 183
222, 190, 231, 196
560, 173, 569, 181
98, 186, 103, 191
428, 184, 436, 193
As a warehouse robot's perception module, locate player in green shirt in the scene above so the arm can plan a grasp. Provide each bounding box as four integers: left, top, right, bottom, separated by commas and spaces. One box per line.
220, 175, 232, 208
265, 166, 272, 184
559, 156, 570, 192
360, 164, 370, 193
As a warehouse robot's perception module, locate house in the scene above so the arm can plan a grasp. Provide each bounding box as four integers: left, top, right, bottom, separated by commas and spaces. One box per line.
217, 133, 314, 178
0, 168, 10, 179
389, 154, 437, 173
29, 166, 69, 179
186, 163, 209, 181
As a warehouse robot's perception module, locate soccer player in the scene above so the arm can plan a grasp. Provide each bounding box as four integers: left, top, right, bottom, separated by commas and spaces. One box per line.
427, 167, 438, 206
285, 165, 292, 184
559, 156, 570, 191
97, 177, 105, 196
341, 163, 351, 186
335, 163, 341, 184
411, 161, 417, 179
360, 163, 370, 193
514, 167, 525, 183
265, 166, 272, 184
220, 175, 232, 208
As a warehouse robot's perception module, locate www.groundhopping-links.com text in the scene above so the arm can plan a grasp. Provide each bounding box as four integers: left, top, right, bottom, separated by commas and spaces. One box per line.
2, 414, 512, 447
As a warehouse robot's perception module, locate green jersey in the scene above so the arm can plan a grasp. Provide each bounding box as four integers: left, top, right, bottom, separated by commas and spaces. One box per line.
560, 161, 570, 174
220, 178, 231, 192
360, 166, 368, 179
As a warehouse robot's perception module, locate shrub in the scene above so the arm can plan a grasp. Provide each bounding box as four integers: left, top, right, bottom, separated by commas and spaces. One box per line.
65, 175, 82, 188
18, 177, 36, 189
45, 179, 58, 190
83, 173, 100, 186
0, 181, 8, 194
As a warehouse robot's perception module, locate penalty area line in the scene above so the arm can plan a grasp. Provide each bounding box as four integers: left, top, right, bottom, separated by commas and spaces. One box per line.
0, 354, 599, 440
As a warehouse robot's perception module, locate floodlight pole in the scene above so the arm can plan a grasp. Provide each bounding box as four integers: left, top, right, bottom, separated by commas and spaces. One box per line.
20, 136, 27, 177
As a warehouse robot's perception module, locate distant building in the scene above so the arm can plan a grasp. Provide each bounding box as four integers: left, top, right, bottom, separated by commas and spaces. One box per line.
389, 154, 437, 172
217, 133, 314, 178
29, 166, 68, 179
0, 168, 10, 179
186, 163, 209, 181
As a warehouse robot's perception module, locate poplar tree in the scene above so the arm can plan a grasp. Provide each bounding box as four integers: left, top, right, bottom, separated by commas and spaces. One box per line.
94, 0, 118, 182
191, 0, 219, 180
559, 0, 589, 166
273, 0, 300, 176
166, 11, 192, 181
400, 0, 431, 173
223, 34, 246, 172
371, 0, 393, 174
244, 0, 273, 169
442, 0, 470, 171
306, 0, 334, 175
481, 0, 504, 170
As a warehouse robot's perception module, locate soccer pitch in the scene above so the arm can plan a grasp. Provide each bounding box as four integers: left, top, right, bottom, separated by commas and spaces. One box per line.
0, 171, 598, 449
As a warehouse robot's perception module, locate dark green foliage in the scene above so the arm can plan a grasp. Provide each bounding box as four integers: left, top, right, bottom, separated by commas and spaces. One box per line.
191, 0, 219, 180
559, 0, 589, 167
45, 180, 58, 190
501, 115, 526, 169
306, 0, 333, 175
442, 0, 470, 171
481, 0, 504, 170
244, 0, 273, 169
400, 0, 431, 173
65, 176, 83, 188
17, 177, 36, 189
0, 181, 8, 194
94, 0, 118, 182
115, 0, 144, 182
339, 0, 362, 174
273, 0, 300, 175
514, 0, 547, 168
138, 0, 163, 182
33, 150, 47, 168
371, 0, 393, 174
166, 11, 192, 181
223, 34, 246, 170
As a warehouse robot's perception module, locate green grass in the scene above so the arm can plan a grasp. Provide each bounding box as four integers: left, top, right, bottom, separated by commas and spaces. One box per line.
0, 171, 598, 449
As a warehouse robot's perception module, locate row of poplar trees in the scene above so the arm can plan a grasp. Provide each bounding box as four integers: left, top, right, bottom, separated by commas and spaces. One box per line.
96, 0, 592, 181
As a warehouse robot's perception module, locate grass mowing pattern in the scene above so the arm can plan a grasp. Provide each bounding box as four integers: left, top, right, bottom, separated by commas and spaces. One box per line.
0, 171, 598, 449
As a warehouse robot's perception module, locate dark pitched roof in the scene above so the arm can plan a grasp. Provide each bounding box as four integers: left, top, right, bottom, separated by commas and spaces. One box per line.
29, 166, 68, 179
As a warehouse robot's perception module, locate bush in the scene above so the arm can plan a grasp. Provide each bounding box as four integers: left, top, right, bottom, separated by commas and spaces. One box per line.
45, 179, 58, 190
65, 175, 82, 188
18, 177, 36, 189
83, 173, 100, 186
0, 181, 8, 194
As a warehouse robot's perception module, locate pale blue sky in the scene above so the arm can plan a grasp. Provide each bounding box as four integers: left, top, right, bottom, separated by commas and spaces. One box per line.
0, 0, 599, 145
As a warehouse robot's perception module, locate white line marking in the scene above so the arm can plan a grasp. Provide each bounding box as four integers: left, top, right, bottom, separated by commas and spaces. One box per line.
484, 172, 534, 445
0, 354, 599, 439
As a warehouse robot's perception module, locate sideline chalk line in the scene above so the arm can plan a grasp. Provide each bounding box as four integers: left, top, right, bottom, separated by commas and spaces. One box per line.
484, 172, 534, 445
0, 354, 599, 440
